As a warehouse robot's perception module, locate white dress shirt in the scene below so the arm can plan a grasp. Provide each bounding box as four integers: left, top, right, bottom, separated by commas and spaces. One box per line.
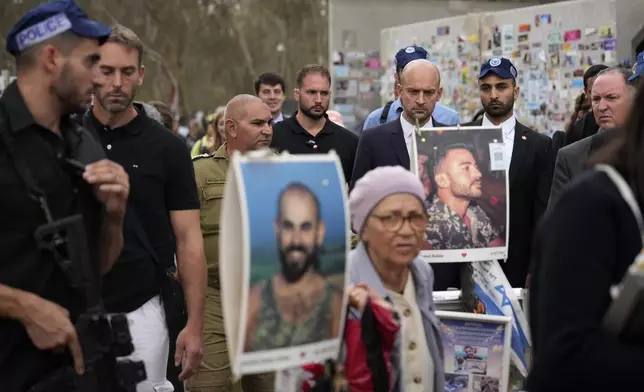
482, 114, 516, 168
400, 115, 434, 157
273, 112, 285, 124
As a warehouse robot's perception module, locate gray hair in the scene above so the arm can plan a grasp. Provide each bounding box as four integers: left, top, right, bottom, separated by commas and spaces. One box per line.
596, 66, 636, 93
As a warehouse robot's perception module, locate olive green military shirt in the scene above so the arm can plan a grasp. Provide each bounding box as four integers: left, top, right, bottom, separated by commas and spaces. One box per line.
193, 143, 230, 289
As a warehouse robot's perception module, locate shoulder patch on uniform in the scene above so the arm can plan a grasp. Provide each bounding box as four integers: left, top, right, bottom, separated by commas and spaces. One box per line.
192, 153, 214, 161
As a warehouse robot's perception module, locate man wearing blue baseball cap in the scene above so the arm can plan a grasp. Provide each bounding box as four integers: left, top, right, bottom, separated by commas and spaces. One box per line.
0, 1, 132, 391
361, 45, 459, 132
472, 57, 553, 288
433, 57, 553, 291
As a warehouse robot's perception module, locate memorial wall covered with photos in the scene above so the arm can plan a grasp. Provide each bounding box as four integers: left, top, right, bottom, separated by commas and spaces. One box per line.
380, 0, 618, 134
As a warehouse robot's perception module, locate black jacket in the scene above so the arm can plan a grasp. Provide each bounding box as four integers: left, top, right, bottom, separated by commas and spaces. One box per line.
528, 169, 644, 391
350, 116, 446, 190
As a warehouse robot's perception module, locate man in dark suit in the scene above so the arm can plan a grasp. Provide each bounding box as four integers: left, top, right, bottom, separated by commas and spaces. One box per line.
548, 67, 634, 209
350, 59, 446, 189
435, 57, 554, 290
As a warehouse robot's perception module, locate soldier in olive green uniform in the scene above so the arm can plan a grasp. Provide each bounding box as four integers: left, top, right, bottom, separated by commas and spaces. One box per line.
187, 95, 274, 392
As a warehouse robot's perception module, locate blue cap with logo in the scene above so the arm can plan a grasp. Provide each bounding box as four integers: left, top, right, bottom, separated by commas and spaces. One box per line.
395, 45, 429, 72
628, 51, 644, 82
6, 0, 112, 56
479, 57, 518, 80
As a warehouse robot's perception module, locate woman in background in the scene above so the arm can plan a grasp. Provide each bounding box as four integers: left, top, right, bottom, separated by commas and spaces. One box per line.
191, 109, 225, 157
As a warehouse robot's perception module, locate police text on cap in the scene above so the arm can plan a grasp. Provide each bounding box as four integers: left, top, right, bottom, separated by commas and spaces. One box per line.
16, 13, 72, 52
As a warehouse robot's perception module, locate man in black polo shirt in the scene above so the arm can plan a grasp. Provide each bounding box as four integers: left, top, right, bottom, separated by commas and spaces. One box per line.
83, 24, 206, 391
0, 1, 129, 391
271, 64, 358, 184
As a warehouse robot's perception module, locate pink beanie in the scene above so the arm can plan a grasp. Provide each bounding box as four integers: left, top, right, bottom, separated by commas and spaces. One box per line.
349, 166, 425, 233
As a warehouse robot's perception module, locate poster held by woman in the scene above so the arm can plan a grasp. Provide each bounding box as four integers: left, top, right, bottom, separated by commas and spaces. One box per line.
219, 149, 350, 378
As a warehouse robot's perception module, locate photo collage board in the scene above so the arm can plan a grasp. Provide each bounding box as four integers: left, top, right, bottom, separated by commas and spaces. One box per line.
380, 0, 618, 133
332, 31, 384, 130
380, 14, 482, 123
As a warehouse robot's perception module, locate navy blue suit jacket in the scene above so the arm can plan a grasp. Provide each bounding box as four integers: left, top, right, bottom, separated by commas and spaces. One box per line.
350, 116, 446, 190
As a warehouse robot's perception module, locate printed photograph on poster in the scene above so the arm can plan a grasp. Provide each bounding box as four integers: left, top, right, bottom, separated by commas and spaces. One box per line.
412, 126, 509, 263
445, 373, 469, 392
437, 311, 512, 392
225, 152, 349, 376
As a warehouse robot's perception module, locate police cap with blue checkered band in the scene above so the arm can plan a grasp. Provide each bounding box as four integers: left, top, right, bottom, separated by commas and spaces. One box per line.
6, 0, 112, 56
479, 57, 518, 80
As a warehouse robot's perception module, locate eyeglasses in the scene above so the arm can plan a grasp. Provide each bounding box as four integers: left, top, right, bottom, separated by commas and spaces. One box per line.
370, 213, 427, 232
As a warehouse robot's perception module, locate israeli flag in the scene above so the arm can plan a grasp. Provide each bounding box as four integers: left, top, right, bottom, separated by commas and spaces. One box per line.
471, 260, 531, 377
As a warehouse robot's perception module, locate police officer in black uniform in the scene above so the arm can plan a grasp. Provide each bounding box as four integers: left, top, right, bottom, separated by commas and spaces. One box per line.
0, 1, 130, 391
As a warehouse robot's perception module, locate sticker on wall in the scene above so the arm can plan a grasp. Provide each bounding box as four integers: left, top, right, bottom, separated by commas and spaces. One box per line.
518, 34, 529, 43
599, 26, 614, 39
548, 44, 559, 54
573, 69, 585, 77
535, 14, 551, 27
562, 43, 573, 52
590, 41, 602, 51
550, 53, 560, 67
571, 79, 584, 89
564, 30, 581, 42
603, 39, 617, 51
519, 24, 531, 33
437, 26, 450, 36
547, 32, 562, 44
585, 27, 598, 37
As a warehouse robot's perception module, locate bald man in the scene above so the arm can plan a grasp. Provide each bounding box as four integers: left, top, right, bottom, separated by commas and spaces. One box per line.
189, 94, 274, 392
350, 59, 446, 189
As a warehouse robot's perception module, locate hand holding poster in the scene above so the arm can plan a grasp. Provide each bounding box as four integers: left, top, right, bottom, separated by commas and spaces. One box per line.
412, 125, 509, 262
219, 150, 350, 377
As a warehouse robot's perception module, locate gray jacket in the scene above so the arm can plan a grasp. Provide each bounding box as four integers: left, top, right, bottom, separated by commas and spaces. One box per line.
348, 242, 445, 392
548, 129, 617, 209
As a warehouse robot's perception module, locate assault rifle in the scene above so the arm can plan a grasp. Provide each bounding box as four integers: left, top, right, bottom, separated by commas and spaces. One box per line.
28, 215, 147, 392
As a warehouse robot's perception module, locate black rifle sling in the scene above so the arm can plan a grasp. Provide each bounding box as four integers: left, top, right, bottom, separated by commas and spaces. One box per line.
379, 101, 394, 125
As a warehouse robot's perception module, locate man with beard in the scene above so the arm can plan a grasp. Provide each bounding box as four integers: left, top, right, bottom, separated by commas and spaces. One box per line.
433, 57, 553, 290
254, 72, 287, 123
351, 59, 448, 190
426, 144, 503, 250
244, 182, 343, 352
191, 94, 275, 392
0, 1, 130, 390
82, 24, 206, 391
271, 64, 358, 184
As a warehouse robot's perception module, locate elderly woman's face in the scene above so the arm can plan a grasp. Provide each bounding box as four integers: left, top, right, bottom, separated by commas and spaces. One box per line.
362, 193, 427, 266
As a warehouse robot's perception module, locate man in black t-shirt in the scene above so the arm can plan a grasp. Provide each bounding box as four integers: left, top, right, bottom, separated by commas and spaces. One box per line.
84, 24, 206, 391
271, 64, 358, 185
0, 2, 129, 391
